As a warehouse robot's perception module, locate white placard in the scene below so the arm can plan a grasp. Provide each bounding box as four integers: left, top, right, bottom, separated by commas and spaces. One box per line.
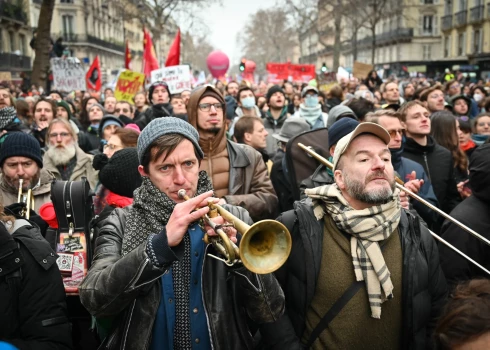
150, 65, 191, 94
51, 58, 87, 91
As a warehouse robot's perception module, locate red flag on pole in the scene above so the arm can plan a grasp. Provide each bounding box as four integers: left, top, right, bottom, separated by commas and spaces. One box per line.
125, 40, 131, 70
165, 29, 180, 67
142, 28, 159, 79
86, 55, 101, 91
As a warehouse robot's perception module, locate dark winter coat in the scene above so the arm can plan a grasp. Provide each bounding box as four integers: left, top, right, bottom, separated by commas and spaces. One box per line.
134, 103, 176, 130
79, 205, 284, 350
0, 220, 72, 349
439, 144, 490, 287
270, 150, 296, 213
259, 200, 447, 350
402, 136, 461, 216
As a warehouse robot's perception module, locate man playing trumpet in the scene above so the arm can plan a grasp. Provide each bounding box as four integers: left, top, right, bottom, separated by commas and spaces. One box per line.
260, 123, 447, 349
79, 117, 284, 350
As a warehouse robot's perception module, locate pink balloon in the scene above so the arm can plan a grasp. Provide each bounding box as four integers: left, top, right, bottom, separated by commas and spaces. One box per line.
244, 60, 256, 73
207, 51, 230, 78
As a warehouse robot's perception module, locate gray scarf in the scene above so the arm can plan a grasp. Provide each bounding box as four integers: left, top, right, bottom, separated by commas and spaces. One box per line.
0, 107, 17, 129
299, 103, 323, 126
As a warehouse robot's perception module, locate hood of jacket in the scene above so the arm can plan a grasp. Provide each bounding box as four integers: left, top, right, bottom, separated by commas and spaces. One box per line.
469, 144, 490, 202
187, 85, 227, 154
403, 135, 436, 154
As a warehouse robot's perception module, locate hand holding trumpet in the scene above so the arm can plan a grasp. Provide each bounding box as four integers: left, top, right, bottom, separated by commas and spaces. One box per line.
165, 190, 237, 247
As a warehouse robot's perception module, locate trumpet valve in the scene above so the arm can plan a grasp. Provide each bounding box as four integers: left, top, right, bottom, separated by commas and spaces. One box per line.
177, 189, 189, 200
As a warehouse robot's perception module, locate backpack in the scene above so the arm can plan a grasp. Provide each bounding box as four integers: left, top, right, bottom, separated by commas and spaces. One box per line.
45, 177, 94, 295
285, 128, 330, 201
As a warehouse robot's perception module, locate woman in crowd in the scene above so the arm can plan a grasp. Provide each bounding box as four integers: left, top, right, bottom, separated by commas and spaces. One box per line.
456, 117, 477, 159
79, 96, 100, 130
472, 113, 490, 146
471, 86, 487, 114
326, 84, 344, 111
450, 95, 471, 118
431, 111, 469, 185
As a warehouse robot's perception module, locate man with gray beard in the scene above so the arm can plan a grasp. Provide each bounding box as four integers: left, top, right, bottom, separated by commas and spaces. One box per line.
43, 118, 98, 189
260, 122, 447, 350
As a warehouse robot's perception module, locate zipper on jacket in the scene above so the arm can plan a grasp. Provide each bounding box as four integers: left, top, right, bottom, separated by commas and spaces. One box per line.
423, 153, 432, 183
121, 299, 136, 350
201, 245, 215, 350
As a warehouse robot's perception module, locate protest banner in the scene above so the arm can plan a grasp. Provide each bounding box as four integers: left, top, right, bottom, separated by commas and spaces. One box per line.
114, 70, 146, 104
266, 63, 316, 83
353, 61, 374, 80
0, 72, 12, 82
150, 65, 191, 94
51, 58, 86, 91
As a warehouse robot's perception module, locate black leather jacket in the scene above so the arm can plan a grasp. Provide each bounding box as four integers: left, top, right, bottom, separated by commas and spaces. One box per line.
260, 199, 447, 350
79, 205, 285, 350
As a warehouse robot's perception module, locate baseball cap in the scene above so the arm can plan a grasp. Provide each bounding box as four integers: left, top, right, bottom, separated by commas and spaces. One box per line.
301, 86, 319, 98
332, 122, 391, 171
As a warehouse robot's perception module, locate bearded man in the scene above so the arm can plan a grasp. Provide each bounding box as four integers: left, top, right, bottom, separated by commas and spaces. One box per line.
43, 118, 98, 189
260, 122, 447, 349
0, 132, 54, 209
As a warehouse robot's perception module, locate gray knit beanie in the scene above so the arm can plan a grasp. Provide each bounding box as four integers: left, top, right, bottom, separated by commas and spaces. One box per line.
137, 117, 204, 163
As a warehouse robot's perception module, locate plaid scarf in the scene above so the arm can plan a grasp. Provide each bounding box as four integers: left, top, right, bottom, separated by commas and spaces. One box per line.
0, 107, 17, 129
305, 184, 401, 319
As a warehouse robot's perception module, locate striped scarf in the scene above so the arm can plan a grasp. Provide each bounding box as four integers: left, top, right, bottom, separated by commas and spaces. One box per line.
305, 184, 401, 319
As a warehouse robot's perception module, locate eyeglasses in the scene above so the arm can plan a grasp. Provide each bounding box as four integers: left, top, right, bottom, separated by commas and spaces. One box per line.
198, 103, 223, 112
103, 144, 123, 151
450, 84, 460, 89
49, 132, 71, 139
388, 129, 405, 138
115, 108, 130, 113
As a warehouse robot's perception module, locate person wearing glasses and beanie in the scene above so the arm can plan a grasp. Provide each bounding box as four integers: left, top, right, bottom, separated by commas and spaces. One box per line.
135, 81, 177, 130
186, 85, 278, 222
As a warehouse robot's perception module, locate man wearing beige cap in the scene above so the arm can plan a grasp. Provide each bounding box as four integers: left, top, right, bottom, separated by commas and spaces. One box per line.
260, 122, 447, 349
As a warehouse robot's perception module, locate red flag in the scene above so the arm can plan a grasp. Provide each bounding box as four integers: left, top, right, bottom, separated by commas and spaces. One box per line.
86, 56, 101, 91
142, 28, 159, 78
125, 40, 131, 70
165, 29, 180, 67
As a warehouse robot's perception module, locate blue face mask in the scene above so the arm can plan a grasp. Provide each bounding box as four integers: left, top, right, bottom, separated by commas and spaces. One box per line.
241, 96, 256, 109
305, 95, 319, 108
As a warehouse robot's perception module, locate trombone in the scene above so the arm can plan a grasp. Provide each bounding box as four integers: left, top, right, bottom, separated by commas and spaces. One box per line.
298, 143, 490, 276
17, 179, 34, 220
177, 189, 292, 274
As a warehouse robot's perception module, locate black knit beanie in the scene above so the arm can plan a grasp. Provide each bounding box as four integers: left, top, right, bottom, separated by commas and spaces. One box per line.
0, 132, 43, 168
93, 148, 142, 198
266, 85, 285, 104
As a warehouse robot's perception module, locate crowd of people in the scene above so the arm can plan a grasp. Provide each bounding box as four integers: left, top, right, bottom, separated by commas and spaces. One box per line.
0, 72, 489, 349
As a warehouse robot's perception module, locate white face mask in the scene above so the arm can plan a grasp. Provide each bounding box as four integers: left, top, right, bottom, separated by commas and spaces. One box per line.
241, 96, 255, 109
473, 93, 483, 102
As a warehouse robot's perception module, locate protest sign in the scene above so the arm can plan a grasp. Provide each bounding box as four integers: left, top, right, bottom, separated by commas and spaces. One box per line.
51, 58, 86, 91
0, 72, 11, 82
150, 65, 192, 94
114, 70, 145, 104
353, 61, 374, 80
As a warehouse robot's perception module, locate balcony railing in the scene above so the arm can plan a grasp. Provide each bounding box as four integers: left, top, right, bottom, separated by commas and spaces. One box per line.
356, 28, 414, 47
0, 53, 31, 70
87, 35, 124, 53
470, 5, 484, 22
455, 10, 468, 26
442, 15, 453, 30
0, 2, 27, 24
56, 33, 125, 53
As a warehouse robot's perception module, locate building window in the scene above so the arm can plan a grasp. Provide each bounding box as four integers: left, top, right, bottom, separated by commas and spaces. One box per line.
458, 32, 466, 55
444, 36, 450, 57
459, 0, 467, 10
19, 34, 26, 54
8, 32, 15, 52
60, 0, 74, 3
421, 15, 435, 35
473, 29, 482, 53
62, 15, 74, 37
424, 0, 434, 4
444, 0, 452, 15
423, 44, 432, 59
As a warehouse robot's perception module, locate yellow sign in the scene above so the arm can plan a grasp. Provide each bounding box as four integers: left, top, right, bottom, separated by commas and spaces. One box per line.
407, 65, 427, 73
0, 72, 12, 82
114, 70, 145, 104
353, 61, 374, 79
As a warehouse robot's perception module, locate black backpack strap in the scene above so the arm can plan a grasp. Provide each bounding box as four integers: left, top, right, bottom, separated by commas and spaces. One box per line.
305, 280, 363, 349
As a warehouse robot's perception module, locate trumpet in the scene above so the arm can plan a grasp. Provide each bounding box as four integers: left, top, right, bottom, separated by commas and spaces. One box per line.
17, 179, 34, 220
177, 189, 292, 274
298, 143, 490, 276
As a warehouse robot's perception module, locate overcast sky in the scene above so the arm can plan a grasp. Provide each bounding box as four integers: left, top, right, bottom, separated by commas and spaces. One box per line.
202, 0, 277, 64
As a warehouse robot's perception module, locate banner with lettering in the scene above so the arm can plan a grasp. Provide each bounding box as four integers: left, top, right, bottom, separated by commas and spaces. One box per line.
114, 70, 146, 104
266, 63, 316, 83
51, 58, 87, 91
150, 65, 192, 94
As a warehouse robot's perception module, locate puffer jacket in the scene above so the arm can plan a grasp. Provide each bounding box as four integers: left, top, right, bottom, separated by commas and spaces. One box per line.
259, 199, 447, 350
0, 168, 55, 210
0, 219, 72, 349
134, 103, 176, 131
79, 205, 285, 350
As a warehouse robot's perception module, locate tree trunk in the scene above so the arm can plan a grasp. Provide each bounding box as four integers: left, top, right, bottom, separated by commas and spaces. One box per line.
333, 8, 342, 71
31, 0, 56, 89
371, 27, 376, 66
352, 27, 358, 62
